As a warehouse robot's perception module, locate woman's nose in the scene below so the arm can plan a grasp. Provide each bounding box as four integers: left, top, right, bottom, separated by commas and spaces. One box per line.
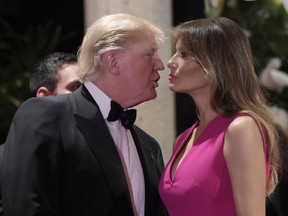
167, 59, 176, 70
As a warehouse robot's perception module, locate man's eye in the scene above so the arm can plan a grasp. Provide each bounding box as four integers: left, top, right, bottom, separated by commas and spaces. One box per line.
145, 51, 154, 57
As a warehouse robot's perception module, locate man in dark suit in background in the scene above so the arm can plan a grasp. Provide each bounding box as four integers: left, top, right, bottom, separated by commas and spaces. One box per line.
0, 51, 80, 215
3, 13, 167, 216
29, 52, 81, 97
266, 125, 288, 216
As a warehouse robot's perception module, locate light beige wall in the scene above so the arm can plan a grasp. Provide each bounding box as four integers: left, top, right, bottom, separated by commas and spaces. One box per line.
83, 0, 175, 163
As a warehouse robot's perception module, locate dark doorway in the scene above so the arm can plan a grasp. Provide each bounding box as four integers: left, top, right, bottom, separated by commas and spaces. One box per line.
172, 0, 205, 135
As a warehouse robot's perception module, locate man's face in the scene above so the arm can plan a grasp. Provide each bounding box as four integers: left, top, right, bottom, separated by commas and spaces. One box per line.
54, 63, 81, 95
115, 37, 164, 107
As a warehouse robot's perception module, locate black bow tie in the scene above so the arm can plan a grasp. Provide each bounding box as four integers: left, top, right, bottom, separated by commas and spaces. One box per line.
107, 100, 137, 129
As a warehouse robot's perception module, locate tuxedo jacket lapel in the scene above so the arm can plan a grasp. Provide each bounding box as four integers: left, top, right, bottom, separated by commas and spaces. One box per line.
73, 86, 133, 212
130, 126, 163, 216
71, 86, 164, 215
131, 126, 162, 179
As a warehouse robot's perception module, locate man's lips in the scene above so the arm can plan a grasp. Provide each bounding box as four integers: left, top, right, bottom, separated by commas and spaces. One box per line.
152, 76, 160, 87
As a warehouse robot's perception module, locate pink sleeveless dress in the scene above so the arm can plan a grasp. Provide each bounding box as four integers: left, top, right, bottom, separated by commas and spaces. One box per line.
159, 114, 270, 216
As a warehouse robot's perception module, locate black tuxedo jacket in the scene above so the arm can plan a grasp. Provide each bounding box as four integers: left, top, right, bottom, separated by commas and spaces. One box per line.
3, 86, 167, 216
266, 177, 288, 216
0, 143, 3, 216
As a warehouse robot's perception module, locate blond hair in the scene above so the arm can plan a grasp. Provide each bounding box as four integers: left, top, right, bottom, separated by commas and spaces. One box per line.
77, 13, 165, 82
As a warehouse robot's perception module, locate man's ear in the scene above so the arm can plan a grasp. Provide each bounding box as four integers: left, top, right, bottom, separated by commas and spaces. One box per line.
102, 52, 120, 75
36, 87, 53, 97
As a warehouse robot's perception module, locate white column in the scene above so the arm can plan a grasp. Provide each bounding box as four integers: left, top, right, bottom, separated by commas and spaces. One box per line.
83, 0, 175, 163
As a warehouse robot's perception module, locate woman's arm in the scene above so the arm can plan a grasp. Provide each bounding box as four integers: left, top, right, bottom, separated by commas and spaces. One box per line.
224, 116, 266, 216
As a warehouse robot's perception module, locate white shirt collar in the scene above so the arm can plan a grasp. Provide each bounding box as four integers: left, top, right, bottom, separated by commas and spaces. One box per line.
84, 81, 111, 119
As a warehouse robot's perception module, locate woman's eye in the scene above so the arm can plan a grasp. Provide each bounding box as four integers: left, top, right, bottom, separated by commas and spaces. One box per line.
180, 51, 188, 58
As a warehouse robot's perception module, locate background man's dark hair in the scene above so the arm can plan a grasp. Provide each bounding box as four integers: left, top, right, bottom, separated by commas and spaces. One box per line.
29, 52, 77, 96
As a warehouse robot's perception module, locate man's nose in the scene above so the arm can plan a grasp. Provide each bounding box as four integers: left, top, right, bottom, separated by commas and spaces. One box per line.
154, 53, 165, 71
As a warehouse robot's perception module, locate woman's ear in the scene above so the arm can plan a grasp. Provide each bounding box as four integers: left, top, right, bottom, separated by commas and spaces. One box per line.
36, 87, 53, 97
102, 52, 120, 75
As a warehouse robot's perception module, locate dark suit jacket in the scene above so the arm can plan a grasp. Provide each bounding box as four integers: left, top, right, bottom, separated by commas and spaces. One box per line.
3, 86, 167, 216
266, 177, 288, 216
266, 125, 288, 216
0, 143, 3, 216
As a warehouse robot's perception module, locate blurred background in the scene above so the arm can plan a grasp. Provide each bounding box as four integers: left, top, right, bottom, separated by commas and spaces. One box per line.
1, 0, 288, 151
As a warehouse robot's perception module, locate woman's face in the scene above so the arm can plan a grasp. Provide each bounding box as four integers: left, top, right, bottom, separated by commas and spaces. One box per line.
167, 39, 209, 95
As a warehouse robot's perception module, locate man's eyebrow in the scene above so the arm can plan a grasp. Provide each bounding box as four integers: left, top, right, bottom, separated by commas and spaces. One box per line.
149, 46, 159, 52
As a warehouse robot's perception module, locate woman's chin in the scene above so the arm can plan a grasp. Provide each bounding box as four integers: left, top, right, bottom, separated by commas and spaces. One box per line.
169, 84, 176, 92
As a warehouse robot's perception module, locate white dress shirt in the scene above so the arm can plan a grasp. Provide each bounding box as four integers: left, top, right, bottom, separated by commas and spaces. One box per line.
84, 81, 145, 216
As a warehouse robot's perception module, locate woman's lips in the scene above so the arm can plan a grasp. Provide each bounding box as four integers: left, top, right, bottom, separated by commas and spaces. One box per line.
169, 73, 176, 81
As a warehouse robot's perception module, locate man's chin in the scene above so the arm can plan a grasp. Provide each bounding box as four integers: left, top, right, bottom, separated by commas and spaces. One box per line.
148, 91, 157, 100
138, 92, 157, 104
